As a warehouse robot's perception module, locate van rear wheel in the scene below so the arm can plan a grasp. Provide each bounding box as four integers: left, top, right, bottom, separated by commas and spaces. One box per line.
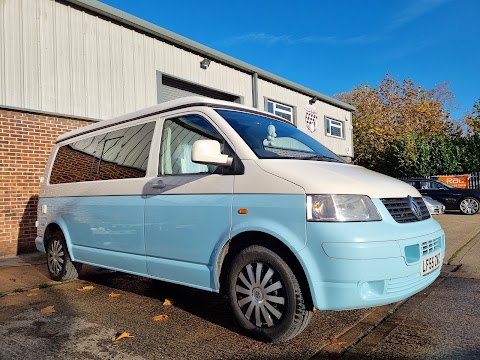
227, 245, 312, 343
47, 231, 82, 281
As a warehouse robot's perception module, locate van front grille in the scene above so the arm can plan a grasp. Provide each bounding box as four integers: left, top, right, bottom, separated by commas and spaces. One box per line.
381, 197, 430, 223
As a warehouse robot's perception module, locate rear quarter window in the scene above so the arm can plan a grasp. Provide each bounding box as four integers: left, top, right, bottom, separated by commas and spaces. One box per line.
49, 122, 155, 184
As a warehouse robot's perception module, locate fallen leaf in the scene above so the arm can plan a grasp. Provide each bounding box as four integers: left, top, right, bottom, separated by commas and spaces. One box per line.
76, 285, 95, 292
152, 314, 168, 321
328, 338, 347, 346
112, 331, 133, 342
109, 292, 120, 298
40, 306, 56, 315
163, 298, 175, 306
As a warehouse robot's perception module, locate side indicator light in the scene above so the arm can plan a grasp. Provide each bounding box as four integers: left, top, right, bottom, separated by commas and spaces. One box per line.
238, 208, 248, 215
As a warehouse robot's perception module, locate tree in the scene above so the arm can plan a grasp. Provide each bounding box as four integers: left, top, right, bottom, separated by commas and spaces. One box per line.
335, 74, 458, 173
464, 98, 480, 134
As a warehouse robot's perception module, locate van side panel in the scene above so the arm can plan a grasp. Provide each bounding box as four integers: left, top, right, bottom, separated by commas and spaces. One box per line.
39, 195, 147, 275
145, 193, 232, 290
229, 194, 307, 252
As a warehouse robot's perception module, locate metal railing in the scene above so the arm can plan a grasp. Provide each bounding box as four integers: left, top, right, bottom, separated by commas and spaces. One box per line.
431, 172, 479, 190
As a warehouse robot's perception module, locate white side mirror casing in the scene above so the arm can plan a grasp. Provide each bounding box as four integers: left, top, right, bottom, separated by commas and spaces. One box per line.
192, 139, 233, 167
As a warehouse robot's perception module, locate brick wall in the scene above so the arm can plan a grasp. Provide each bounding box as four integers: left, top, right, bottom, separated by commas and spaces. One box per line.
0, 108, 91, 257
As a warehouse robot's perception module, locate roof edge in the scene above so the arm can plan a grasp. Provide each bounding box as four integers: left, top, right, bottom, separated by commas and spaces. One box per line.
56, 96, 289, 143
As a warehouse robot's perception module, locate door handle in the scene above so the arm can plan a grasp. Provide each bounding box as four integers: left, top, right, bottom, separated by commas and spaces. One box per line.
151, 180, 166, 189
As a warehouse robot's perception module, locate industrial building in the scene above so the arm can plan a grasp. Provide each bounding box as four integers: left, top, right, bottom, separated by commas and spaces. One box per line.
0, 0, 355, 256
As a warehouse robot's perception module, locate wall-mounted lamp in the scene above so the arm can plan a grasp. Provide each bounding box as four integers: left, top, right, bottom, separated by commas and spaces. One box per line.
200, 58, 211, 69
309, 96, 318, 105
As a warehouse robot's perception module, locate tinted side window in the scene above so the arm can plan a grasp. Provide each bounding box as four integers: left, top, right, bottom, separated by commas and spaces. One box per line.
420, 181, 437, 190
406, 181, 420, 189
160, 115, 223, 175
50, 122, 155, 184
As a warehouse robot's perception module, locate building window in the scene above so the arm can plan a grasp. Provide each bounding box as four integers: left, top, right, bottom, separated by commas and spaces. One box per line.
266, 99, 294, 123
325, 117, 344, 139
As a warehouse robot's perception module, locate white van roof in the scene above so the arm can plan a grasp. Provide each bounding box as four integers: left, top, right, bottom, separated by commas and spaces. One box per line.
57, 96, 287, 143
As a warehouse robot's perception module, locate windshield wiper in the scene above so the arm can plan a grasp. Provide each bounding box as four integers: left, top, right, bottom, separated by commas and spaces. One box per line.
299, 155, 341, 162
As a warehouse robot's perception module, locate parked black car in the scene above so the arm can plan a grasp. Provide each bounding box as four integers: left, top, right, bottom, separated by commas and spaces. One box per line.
404, 178, 480, 215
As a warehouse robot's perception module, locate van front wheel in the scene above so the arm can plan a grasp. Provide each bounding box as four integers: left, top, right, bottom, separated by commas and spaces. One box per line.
227, 245, 312, 343
47, 231, 82, 281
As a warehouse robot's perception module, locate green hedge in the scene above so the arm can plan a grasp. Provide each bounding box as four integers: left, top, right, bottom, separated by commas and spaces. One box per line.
375, 133, 480, 178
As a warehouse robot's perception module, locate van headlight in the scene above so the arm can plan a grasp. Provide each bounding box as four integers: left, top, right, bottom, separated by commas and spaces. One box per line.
306, 195, 382, 222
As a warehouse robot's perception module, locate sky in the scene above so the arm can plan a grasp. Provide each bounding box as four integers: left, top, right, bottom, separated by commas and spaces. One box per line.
99, 0, 479, 120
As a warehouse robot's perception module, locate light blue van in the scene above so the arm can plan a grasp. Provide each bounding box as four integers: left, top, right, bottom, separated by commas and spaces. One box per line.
36, 97, 444, 342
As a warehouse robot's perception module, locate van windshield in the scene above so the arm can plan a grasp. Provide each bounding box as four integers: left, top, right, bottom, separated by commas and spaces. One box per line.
216, 109, 344, 162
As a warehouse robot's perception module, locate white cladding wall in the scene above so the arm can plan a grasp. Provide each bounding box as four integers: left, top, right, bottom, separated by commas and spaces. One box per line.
258, 79, 353, 157
0, 0, 352, 157
0, 0, 252, 119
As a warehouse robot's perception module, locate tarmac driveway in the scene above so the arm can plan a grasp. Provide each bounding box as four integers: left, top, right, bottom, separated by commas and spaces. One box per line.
0, 266, 370, 360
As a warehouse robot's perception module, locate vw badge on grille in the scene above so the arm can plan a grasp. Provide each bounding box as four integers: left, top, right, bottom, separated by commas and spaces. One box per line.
408, 196, 422, 220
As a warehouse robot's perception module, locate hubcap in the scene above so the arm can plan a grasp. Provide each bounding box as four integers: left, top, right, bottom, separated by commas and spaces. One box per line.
48, 238, 64, 275
235, 262, 286, 328
460, 199, 479, 214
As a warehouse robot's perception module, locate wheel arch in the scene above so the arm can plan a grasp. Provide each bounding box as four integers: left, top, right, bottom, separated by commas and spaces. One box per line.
43, 223, 62, 251
43, 220, 75, 259
216, 231, 314, 311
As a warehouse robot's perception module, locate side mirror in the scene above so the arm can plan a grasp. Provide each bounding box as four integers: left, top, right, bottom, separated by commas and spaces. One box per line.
192, 139, 233, 167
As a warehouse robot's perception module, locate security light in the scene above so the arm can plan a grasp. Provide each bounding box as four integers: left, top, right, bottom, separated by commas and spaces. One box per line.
200, 58, 211, 69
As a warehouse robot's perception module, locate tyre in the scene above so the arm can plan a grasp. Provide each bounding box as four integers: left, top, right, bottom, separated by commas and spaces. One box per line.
46, 231, 82, 281
227, 245, 312, 343
459, 197, 479, 215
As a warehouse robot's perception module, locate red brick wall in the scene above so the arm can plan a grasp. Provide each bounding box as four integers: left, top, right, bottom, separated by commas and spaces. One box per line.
0, 108, 91, 257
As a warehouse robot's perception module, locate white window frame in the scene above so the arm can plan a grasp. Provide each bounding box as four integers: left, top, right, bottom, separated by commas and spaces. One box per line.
265, 99, 295, 124
325, 117, 344, 139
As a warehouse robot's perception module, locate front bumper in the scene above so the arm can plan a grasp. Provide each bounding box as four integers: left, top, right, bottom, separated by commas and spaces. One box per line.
301, 217, 445, 310
35, 236, 46, 253
428, 204, 445, 215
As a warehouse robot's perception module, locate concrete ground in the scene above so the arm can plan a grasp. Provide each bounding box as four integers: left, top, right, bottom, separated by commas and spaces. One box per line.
434, 213, 480, 264
1, 213, 479, 359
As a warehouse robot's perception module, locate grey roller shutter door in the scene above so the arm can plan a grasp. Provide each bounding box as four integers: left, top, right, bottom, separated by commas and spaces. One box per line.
160, 84, 199, 103
158, 75, 240, 103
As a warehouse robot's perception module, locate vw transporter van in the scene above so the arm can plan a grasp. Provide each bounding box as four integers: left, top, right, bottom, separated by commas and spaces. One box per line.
36, 97, 444, 342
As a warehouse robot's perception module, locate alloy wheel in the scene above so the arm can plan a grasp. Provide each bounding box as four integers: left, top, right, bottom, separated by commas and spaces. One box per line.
48, 238, 65, 276
460, 198, 479, 215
